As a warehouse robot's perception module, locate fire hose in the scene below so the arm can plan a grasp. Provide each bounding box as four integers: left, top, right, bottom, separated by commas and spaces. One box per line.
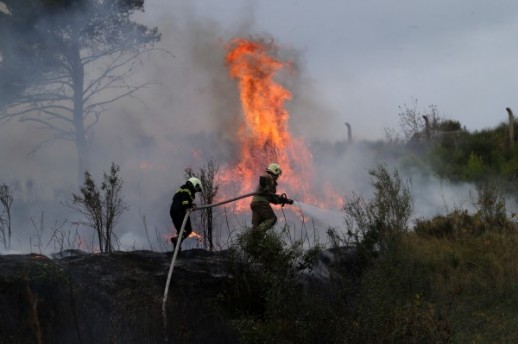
161, 191, 295, 337
162, 191, 266, 336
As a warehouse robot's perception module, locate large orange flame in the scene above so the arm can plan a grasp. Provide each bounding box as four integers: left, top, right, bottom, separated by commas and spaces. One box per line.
220, 37, 331, 208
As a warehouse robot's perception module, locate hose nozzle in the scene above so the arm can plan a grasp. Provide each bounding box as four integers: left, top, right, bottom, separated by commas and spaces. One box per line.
279, 193, 294, 206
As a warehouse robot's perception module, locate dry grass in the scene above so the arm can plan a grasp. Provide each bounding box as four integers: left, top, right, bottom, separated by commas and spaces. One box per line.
400, 230, 518, 343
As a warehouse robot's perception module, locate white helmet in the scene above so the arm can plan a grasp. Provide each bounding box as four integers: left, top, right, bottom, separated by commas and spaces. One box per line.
266, 163, 282, 176
188, 177, 203, 192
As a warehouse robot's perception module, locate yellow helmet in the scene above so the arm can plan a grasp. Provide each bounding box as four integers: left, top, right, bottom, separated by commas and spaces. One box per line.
188, 177, 203, 192
266, 163, 282, 176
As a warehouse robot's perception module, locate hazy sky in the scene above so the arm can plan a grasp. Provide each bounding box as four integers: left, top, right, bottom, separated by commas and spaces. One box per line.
3, 1, 517, 178
142, 0, 518, 140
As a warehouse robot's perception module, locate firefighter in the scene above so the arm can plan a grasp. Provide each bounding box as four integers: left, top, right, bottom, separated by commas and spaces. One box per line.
250, 163, 293, 232
170, 177, 203, 252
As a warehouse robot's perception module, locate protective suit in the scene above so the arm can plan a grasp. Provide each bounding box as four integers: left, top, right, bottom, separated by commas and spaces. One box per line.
170, 177, 202, 251
250, 163, 292, 231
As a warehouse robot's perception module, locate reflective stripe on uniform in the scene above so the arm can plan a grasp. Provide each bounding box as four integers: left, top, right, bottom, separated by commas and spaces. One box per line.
176, 187, 194, 206
177, 187, 193, 198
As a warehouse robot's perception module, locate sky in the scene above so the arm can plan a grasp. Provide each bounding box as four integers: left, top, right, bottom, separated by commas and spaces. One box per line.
1, 0, 518, 253
137, 0, 518, 140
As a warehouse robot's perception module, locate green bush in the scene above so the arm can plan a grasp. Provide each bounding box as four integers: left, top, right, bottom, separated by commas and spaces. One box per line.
464, 151, 485, 180
346, 229, 518, 343
346, 240, 447, 343
437, 119, 461, 131
343, 164, 413, 264
473, 180, 510, 232
224, 228, 348, 344
415, 209, 481, 239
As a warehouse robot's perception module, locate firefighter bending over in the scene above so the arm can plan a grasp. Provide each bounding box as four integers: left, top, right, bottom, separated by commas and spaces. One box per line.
170, 177, 203, 252
250, 163, 293, 231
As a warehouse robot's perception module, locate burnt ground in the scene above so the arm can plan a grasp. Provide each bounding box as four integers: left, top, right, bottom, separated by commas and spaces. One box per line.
0, 248, 359, 344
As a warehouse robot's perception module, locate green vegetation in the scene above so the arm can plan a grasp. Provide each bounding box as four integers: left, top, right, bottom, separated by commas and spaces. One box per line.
406, 118, 518, 187
348, 229, 518, 343
224, 228, 337, 344
344, 117, 518, 342
223, 115, 518, 343
342, 165, 413, 264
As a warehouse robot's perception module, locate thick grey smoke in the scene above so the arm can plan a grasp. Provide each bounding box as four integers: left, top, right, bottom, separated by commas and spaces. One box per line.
0, 1, 485, 254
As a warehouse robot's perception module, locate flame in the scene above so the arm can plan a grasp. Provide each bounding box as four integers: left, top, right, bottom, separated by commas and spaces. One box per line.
220, 37, 340, 209
165, 230, 204, 241
188, 231, 203, 240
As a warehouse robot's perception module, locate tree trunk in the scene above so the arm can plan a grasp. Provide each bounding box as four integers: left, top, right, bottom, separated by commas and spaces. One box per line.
69, 29, 89, 183
74, 115, 89, 181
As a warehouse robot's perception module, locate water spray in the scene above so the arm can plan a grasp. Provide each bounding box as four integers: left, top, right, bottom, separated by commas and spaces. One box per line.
293, 201, 344, 230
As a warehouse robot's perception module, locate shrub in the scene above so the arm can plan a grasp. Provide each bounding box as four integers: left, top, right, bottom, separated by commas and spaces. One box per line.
414, 209, 479, 239
64, 162, 128, 253
437, 119, 461, 131
184, 158, 220, 251
343, 164, 413, 263
345, 233, 455, 343
224, 228, 339, 344
464, 151, 485, 180
473, 180, 510, 232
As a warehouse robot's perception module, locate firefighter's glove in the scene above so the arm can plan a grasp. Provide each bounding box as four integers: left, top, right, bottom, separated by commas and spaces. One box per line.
189, 203, 197, 209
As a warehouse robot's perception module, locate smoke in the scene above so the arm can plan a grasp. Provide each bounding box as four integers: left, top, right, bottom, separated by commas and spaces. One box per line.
0, 0, 487, 255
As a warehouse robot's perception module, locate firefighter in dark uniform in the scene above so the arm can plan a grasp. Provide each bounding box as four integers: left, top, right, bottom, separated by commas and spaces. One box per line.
250, 163, 293, 232
170, 177, 202, 252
